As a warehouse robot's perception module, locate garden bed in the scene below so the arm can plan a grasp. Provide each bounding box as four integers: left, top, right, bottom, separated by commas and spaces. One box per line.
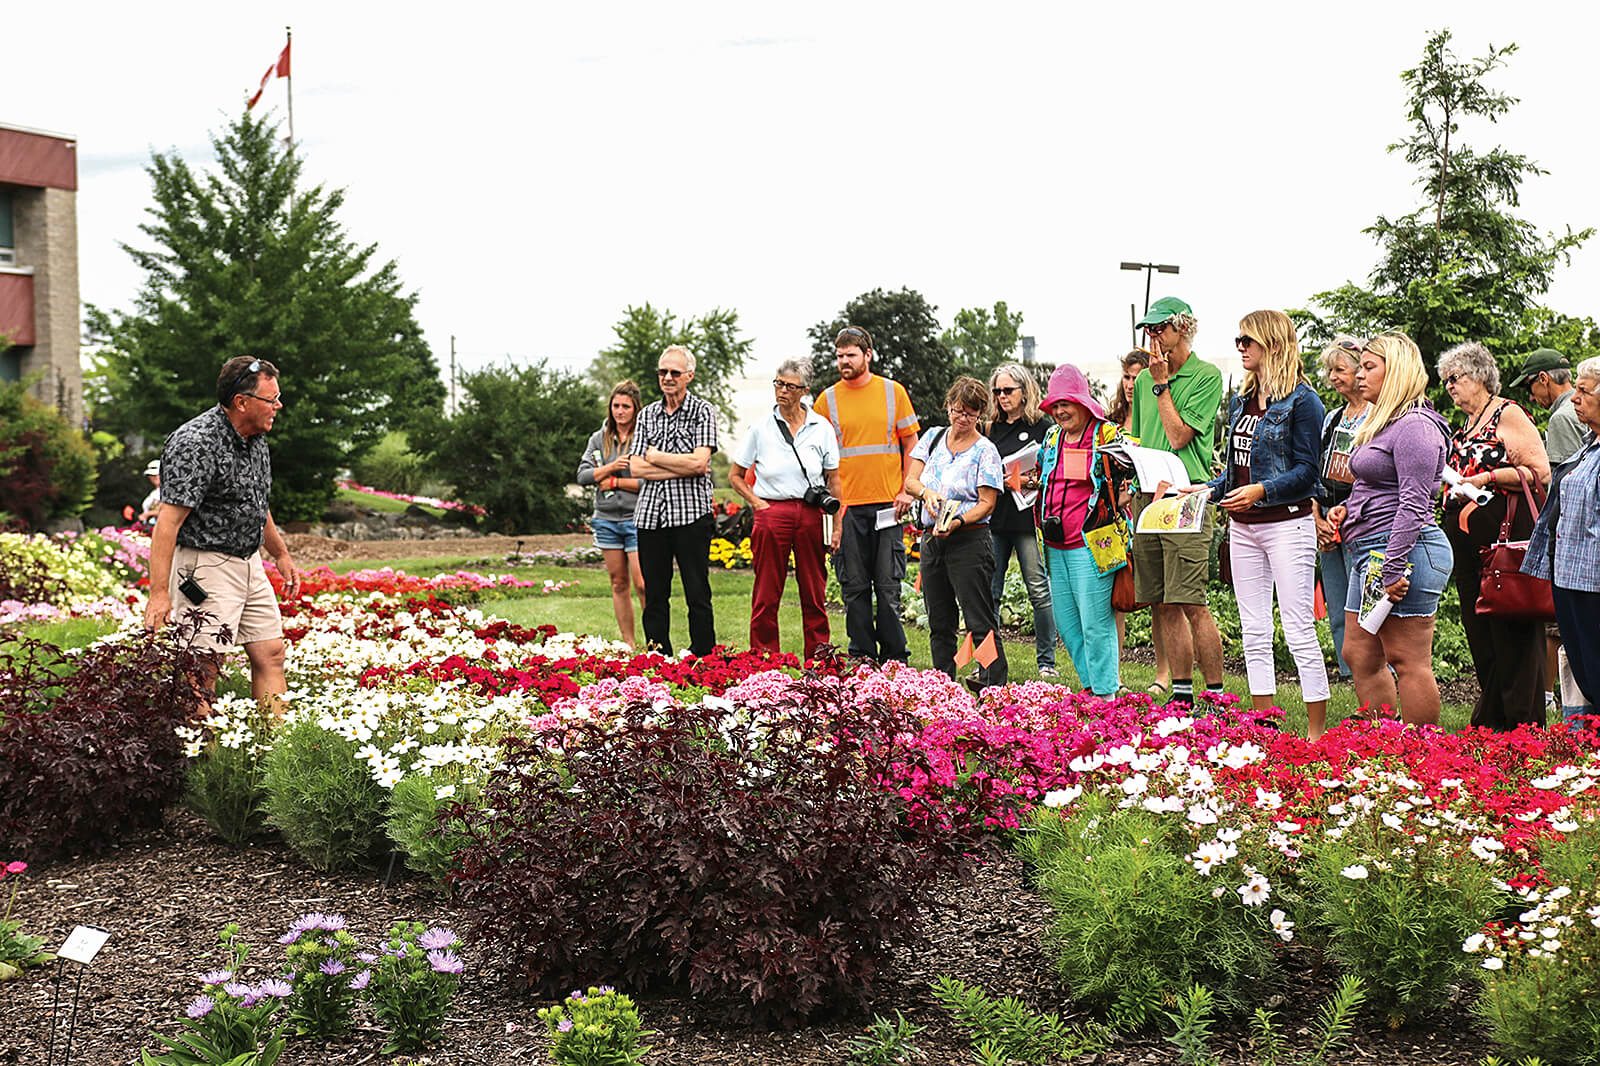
3, 809, 1491, 1066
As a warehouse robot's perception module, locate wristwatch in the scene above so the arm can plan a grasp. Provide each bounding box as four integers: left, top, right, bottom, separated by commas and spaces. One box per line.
1152, 382, 1171, 397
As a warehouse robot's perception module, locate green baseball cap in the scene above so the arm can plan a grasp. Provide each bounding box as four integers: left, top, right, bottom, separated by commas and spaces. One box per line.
1135, 296, 1194, 328
1508, 348, 1571, 388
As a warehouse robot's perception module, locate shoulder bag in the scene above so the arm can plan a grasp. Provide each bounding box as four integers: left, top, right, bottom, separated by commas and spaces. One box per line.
1476, 466, 1556, 622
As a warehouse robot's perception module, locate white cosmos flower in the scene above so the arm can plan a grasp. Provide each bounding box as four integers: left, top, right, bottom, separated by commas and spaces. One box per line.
1463, 933, 1487, 953
1238, 875, 1271, 906
434, 784, 457, 800
1187, 804, 1219, 826
1381, 813, 1403, 830
1341, 864, 1370, 880
1142, 795, 1184, 814
1253, 787, 1282, 810
1104, 744, 1137, 766
1269, 909, 1294, 942
1481, 956, 1504, 970
1042, 787, 1082, 808
1069, 753, 1105, 773
1120, 774, 1149, 796
1154, 715, 1194, 737
1216, 827, 1243, 843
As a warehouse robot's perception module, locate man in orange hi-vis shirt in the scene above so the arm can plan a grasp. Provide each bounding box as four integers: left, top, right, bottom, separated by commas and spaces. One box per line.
815, 325, 921, 664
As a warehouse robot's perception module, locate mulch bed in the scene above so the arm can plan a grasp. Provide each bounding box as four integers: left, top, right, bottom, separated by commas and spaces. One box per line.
4, 810, 1493, 1065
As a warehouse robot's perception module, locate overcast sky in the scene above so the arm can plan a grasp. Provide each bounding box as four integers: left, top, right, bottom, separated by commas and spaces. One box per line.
12, 1, 1600, 437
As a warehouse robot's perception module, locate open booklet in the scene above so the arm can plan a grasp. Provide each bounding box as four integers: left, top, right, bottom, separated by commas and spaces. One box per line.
1357, 548, 1413, 634
1002, 445, 1041, 509
1135, 492, 1209, 534
1100, 440, 1191, 496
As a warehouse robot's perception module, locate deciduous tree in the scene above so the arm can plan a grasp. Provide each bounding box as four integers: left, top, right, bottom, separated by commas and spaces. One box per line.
589, 303, 752, 427
808, 288, 955, 426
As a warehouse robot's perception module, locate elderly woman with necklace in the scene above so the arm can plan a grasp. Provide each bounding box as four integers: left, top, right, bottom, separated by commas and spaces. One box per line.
905, 377, 1008, 693
1438, 341, 1551, 731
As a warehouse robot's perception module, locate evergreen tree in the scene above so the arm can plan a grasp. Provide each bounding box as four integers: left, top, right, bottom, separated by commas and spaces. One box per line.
808, 288, 956, 426
87, 113, 445, 520
1299, 29, 1596, 401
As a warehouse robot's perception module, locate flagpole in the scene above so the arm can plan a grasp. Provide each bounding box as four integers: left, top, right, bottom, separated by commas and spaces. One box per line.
285, 26, 295, 155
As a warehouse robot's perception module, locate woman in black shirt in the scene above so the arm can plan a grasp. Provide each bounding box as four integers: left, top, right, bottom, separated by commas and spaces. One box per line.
985, 364, 1058, 676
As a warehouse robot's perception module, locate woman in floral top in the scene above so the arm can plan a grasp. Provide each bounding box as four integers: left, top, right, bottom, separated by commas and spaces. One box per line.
1437, 341, 1551, 731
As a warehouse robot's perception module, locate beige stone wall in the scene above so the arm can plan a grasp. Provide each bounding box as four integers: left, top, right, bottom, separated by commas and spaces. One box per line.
12, 185, 81, 425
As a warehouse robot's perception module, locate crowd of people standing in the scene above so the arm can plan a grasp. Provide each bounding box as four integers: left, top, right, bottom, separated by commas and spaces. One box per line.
577, 307, 1599, 735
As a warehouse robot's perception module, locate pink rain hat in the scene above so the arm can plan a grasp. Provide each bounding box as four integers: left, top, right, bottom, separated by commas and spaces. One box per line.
1041, 363, 1105, 421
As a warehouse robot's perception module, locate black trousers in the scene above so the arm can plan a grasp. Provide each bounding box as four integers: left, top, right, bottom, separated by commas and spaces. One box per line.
1446, 497, 1546, 730
637, 513, 716, 656
920, 525, 1008, 688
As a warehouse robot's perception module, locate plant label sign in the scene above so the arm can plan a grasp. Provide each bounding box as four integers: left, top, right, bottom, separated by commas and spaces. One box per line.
57, 925, 110, 965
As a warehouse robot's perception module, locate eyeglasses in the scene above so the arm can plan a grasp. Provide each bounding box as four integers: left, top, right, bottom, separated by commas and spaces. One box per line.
241, 391, 283, 407
1235, 335, 1258, 349
772, 380, 806, 392
946, 407, 980, 422
992, 386, 1020, 397
657, 368, 685, 379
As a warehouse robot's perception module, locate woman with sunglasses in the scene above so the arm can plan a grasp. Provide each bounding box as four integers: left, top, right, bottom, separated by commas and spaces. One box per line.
577, 381, 647, 648
1326, 332, 1454, 726
904, 377, 1008, 693
984, 364, 1058, 676
1190, 311, 1328, 736
1313, 336, 1368, 683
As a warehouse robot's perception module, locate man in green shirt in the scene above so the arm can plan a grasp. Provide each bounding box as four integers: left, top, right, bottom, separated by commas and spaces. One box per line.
1128, 297, 1224, 710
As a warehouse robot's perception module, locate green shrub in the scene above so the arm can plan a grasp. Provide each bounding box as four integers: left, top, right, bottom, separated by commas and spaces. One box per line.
385, 774, 476, 885
1020, 796, 1284, 1027
0, 379, 96, 529
538, 986, 654, 1066
350, 431, 429, 496
931, 975, 1112, 1063
1301, 807, 1505, 1025
187, 741, 270, 845
261, 721, 387, 871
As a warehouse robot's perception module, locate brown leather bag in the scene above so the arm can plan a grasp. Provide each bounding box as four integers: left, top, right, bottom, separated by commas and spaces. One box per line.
1475, 467, 1555, 622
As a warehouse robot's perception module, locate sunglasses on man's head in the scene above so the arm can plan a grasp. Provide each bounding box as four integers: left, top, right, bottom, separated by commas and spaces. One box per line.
836, 326, 871, 345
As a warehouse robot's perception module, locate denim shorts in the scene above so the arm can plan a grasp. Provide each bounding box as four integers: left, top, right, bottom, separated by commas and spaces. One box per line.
1344, 526, 1453, 619
592, 517, 638, 553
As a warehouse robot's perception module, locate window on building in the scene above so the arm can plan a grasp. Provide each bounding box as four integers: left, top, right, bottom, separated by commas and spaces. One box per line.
0, 187, 14, 265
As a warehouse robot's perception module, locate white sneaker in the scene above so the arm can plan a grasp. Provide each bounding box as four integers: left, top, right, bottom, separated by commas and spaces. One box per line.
1039, 666, 1060, 678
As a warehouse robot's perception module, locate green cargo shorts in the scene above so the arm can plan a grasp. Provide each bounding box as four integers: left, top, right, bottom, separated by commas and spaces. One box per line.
1130, 492, 1214, 606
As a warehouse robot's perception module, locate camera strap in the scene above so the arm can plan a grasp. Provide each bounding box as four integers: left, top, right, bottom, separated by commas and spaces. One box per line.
773, 412, 819, 490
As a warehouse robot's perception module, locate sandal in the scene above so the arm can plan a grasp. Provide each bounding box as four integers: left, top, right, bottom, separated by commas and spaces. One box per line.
1145, 682, 1171, 699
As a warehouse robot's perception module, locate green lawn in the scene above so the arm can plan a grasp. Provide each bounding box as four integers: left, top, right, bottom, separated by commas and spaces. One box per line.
336, 487, 446, 517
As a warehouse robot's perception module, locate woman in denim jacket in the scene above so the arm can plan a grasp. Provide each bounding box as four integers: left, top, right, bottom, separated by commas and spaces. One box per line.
1193, 310, 1329, 736
1032, 363, 1133, 696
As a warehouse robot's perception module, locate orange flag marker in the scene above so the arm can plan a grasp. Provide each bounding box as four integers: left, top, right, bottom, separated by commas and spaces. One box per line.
974, 631, 999, 668
954, 633, 975, 669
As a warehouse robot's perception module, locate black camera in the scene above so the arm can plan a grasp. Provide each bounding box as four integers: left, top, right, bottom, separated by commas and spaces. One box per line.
1040, 514, 1065, 542
803, 485, 842, 515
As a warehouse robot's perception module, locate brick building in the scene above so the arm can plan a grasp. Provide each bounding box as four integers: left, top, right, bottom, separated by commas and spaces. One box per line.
0, 122, 80, 426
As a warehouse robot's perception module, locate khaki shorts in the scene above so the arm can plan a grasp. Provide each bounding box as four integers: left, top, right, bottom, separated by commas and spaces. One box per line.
1130, 492, 1214, 606
169, 546, 284, 652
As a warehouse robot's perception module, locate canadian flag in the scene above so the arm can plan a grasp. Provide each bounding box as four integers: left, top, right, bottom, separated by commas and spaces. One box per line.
246, 42, 292, 110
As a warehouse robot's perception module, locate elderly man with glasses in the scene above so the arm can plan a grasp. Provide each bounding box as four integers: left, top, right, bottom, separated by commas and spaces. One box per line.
626, 344, 720, 656
143, 355, 301, 710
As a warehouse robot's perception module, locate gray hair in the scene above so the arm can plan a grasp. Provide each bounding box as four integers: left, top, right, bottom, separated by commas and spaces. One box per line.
987, 362, 1043, 423
1545, 367, 1572, 386
774, 358, 811, 387
660, 345, 697, 373
1168, 312, 1199, 341
1437, 341, 1500, 396
1320, 334, 1365, 376
1576, 356, 1600, 383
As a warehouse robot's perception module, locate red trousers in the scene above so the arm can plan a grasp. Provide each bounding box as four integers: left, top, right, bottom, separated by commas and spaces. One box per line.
749, 499, 830, 660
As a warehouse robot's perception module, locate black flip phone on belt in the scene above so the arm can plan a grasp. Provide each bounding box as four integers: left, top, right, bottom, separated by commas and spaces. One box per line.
179, 575, 208, 605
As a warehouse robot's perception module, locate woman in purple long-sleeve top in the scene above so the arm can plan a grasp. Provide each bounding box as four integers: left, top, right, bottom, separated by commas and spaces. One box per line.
1327, 332, 1454, 726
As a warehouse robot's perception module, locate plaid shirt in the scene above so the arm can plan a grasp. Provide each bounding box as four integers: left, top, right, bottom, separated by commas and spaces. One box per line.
1524, 438, 1600, 593
631, 392, 718, 530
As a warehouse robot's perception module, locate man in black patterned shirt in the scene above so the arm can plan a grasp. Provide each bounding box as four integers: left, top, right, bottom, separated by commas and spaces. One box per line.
144, 356, 301, 704
627, 345, 718, 655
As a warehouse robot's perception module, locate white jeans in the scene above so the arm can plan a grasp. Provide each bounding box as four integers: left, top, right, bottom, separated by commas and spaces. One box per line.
1230, 514, 1330, 701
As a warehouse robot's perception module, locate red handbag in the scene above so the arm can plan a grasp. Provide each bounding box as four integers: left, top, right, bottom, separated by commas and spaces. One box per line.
1475, 467, 1555, 622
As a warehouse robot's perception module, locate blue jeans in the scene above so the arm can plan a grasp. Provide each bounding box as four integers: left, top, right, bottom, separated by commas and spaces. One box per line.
991, 528, 1056, 669
1044, 545, 1119, 695
1320, 545, 1352, 677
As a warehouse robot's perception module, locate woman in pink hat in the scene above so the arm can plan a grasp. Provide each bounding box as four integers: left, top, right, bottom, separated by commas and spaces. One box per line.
1031, 363, 1133, 695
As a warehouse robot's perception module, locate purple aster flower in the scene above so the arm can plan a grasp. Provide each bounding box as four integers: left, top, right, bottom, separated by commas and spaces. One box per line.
186, 995, 216, 1020
557, 1018, 574, 1033
257, 978, 293, 999
597, 985, 615, 995
319, 959, 347, 976
426, 950, 464, 975
199, 971, 233, 986
569, 989, 585, 1002
417, 928, 458, 951
277, 930, 301, 945
357, 952, 379, 964
240, 992, 263, 1009
348, 970, 372, 991
223, 982, 253, 999
315, 914, 347, 932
